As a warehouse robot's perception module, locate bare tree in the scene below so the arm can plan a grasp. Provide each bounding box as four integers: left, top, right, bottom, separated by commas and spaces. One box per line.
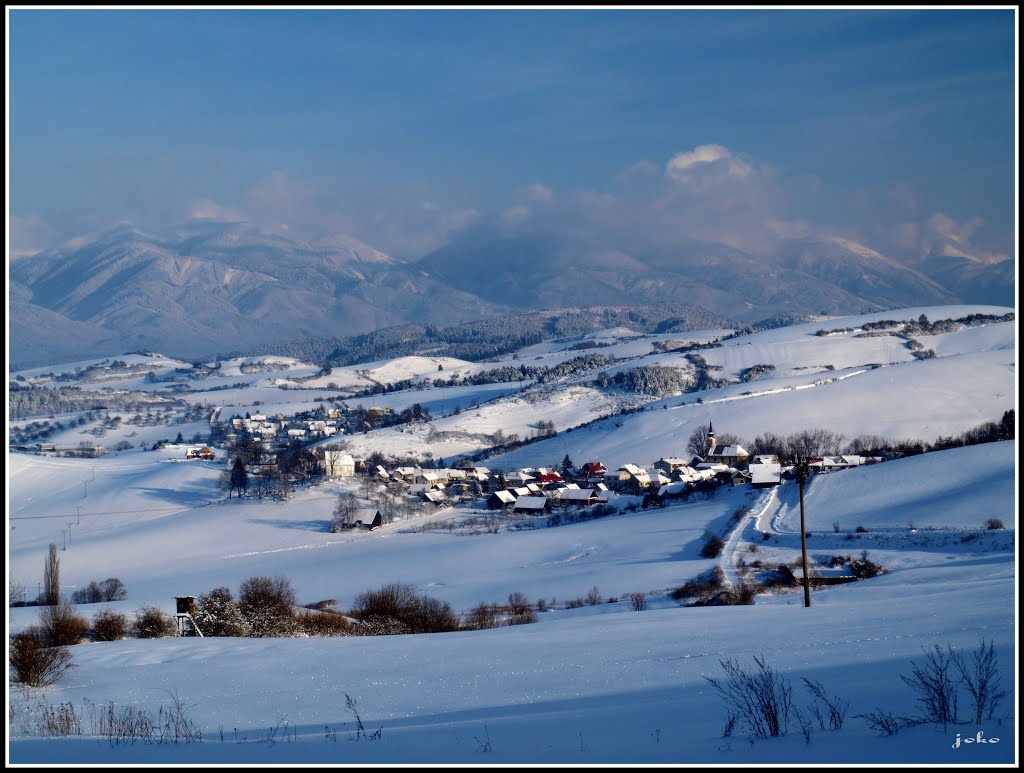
43, 543, 60, 605
687, 425, 714, 458
9, 571, 26, 605
332, 492, 360, 531
322, 443, 352, 478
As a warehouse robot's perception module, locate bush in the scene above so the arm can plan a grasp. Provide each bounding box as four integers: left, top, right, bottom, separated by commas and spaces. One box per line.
294, 608, 355, 637
92, 610, 128, 641
351, 582, 460, 634
953, 639, 1007, 723
195, 587, 251, 637
984, 518, 1004, 530
851, 551, 886, 579
463, 602, 502, 630
629, 592, 647, 611
803, 677, 849, 730
9, 630, 76, 687
506, 592, 537, 625
133, 606, 177, 638
856, 708, 902, 736
38, 598, 89, 646
238, 575, 298, 637
700, 531, 725, 558
704, 655, 793, 739
900, 644, 961, 729
565, 598, 585, 609
354, 615, 412, 636
585, 585, 602, 606
855, 525, 868, 533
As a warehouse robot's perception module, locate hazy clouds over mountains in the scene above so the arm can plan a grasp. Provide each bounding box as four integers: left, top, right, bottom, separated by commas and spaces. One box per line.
8, 208, 1013, 370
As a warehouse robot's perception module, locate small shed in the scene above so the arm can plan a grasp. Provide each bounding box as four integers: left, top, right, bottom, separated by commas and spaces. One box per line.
347, 507, 383, 530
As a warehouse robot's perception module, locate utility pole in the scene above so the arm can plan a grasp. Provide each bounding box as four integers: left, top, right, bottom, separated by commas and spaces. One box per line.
76, 505, 81, 525
796, 456, 811, 608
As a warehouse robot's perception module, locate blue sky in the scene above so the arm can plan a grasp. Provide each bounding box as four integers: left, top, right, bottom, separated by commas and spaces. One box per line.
7, 8, 1017, 261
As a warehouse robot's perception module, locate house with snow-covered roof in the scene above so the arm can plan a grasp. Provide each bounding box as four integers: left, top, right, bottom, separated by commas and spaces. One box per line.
514, 496, 551, 514
487, 490, 517, 510
706, 444, 750, 468
653, 457, 690, 474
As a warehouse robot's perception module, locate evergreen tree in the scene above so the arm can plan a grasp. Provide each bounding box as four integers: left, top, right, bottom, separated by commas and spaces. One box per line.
230, 457, 249, 499
561, 454, 574, 476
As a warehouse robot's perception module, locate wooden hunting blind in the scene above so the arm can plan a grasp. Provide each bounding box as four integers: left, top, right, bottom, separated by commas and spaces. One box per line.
174, 596, 203, 637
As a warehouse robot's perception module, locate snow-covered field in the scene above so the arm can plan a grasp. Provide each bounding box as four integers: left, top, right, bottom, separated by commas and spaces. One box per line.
6, 304, 1018, 764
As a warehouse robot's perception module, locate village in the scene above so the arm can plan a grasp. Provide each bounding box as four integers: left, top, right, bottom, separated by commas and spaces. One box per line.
210, 408, 882, 530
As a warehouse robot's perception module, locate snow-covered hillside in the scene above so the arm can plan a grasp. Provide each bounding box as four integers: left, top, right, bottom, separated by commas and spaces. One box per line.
6, 304, 1017, 764
7, 443, 1016, 764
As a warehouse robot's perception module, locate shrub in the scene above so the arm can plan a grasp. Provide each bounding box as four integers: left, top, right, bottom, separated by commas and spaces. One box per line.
464, 602, 502, 630
704, 655, 793, 739
855, 525, 868, 533
671, 570, 723, 602
350, 582, 419, 623
900, 644, 962, 729
195, 587, 251, 637
984, 518, 1004, 530
953, 639, 1007, 723
38, 598, 89, 646
355, 615, 412, 636
294, 608, 355, 637
238, 575, 298, 637
565, 598, 585, 609
803, 678, 849, 730
412, 596, 461, 633
351, 582, 461, 634
629, 592, 647, 611
855, 708, 902, 736
700, 531, 725, 558
92, 610, 128, 641
506, 592, 536, 625
851, 551, 886, 579
585, 586, 602, 606
133, 606, 177, 638
9, 630, 76, 687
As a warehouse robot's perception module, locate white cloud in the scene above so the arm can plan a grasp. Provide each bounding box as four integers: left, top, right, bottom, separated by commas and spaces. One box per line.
9, 214, 51, 260
500, 205, 532, 224
526, 184, 553, 202
186, 198, 246, 222
665, 144, 752, 181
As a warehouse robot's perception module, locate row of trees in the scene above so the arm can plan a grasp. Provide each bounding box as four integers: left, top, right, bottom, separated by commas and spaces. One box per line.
684, 411, 1014, 464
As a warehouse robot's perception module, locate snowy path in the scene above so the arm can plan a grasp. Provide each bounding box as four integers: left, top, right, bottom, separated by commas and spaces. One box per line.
719, 487, 776, 589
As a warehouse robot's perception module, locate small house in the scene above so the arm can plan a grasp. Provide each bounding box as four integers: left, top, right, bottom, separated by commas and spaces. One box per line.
554, 489, 596, 508
487, 490, 517, 510
513, 496, 552, 515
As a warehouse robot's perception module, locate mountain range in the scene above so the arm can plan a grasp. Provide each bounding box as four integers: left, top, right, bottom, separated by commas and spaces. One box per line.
8, 219, 1014, 368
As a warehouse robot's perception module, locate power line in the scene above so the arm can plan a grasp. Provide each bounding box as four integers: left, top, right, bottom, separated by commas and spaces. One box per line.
10, 506, 186, 520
